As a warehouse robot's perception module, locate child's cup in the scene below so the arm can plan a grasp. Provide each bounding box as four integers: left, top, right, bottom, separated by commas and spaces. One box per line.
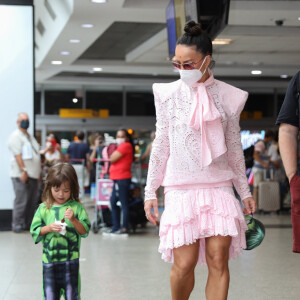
55, 218, 67, 235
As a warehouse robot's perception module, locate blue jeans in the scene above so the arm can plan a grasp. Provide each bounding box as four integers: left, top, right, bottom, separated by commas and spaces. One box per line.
110, 179, 131, 232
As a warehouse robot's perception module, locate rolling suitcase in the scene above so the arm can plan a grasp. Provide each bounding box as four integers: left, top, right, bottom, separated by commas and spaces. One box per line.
258, 180, 280, 212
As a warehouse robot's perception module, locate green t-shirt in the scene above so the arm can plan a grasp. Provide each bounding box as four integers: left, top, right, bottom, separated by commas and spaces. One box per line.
30, 200, 91, 264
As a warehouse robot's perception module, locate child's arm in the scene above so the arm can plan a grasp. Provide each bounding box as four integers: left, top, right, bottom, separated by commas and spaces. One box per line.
64, 208, 87, 235
39, 223, 63, 236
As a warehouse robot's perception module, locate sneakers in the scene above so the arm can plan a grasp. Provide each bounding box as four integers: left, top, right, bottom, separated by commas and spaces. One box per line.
102, 228, 129, 238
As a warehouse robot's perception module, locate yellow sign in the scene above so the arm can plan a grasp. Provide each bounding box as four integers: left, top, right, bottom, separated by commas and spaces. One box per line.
59, 109, 109, 118
240, 111, 263, 120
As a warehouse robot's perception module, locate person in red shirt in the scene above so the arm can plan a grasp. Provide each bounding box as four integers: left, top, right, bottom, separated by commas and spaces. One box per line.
107, 129, 134, 236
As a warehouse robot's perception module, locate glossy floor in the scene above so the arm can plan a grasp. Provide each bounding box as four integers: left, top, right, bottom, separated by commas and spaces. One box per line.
0, 205, 299, 300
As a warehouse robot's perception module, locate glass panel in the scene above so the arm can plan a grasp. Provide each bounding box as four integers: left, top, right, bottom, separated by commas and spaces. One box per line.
244, 93, 274, 117
126, 92, 155, 116
34, 91, 41, 115
45, 91, 81, 115
86, 92, 122, 116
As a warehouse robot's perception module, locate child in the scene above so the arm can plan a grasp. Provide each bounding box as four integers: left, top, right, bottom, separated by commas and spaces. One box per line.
30, 163, 91, 300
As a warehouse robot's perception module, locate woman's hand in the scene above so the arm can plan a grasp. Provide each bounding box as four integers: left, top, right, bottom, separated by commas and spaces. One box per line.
144, 199, 159, 225
242, 197, 256, 215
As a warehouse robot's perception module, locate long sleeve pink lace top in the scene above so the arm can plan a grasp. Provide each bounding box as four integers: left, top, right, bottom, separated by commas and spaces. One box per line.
144, 72, 252, 202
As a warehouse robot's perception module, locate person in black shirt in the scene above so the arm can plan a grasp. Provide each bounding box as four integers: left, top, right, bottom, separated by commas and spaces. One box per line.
276, 71, 300, 253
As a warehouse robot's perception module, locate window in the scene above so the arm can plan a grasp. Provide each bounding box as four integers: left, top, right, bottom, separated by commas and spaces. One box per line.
86, 92, 122, 116
276, 93, 286, 115
244, 93, 274, 117
45, 91, 82, 115
126, 92, 155, 116
34, 91, 41, 115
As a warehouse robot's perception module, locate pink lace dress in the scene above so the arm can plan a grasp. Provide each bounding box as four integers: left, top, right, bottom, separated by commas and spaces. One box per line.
145, 72, 252, 265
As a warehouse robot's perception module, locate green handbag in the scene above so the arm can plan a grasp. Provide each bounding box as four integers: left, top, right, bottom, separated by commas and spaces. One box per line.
244, 214, 265, 250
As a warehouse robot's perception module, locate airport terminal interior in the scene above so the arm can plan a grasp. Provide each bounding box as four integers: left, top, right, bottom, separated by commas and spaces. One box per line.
1, 0, 300, 299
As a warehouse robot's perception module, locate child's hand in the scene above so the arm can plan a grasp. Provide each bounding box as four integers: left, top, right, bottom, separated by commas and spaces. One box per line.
64, 208, 75, 222
48, 223, 62, 233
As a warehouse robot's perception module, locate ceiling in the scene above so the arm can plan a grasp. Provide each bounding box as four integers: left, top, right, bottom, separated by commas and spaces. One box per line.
34, 0, 300, 90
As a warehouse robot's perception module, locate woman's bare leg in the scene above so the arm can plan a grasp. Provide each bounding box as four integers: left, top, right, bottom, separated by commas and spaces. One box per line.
205, 235, 231, 300
170, 240, 199, 300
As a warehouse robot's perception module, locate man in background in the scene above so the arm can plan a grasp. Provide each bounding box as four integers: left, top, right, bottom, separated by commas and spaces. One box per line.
66, 131, 90, 197
277, 71, 300, 253
8, 113, 41, 233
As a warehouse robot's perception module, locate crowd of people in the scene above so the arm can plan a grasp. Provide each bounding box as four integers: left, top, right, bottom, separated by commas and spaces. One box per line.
6, 19, 300, 300
8, 120, 152, 235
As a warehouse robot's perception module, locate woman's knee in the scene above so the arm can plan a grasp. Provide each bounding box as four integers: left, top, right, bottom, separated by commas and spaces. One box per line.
206, 251, 229, 275
172, 257, 198, 279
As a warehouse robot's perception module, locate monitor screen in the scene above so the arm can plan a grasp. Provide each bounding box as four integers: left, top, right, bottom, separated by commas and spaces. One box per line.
241, 130, 265, 150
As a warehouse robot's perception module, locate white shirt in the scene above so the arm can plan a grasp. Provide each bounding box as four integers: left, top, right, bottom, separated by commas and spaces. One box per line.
8, 129, 41, 179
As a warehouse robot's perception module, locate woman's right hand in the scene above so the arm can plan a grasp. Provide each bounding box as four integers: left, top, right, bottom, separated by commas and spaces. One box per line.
144, 199, 159, 226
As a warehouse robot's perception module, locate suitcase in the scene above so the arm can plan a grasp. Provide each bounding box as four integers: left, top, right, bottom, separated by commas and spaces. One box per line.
258, 180, 280, 212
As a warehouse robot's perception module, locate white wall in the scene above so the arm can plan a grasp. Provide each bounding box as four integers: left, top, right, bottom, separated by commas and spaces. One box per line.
0, 5, 34, 209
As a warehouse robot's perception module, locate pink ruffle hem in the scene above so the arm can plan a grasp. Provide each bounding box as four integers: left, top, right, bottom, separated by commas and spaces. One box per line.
159, 186, 248, 265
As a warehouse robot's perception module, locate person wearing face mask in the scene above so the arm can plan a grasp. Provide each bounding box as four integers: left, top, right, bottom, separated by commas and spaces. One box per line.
8, 112, 41, 233
144, 21, 256, 300
103, 129, 134, 236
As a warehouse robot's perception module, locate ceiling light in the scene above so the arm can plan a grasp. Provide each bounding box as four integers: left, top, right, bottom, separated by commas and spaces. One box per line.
91, 0, 107, 3
72, 98, 78, 103
51, 61, 62, 65
298, 17, 300, 21
61, 51, 70, 55
251, 70, 262, 75
93, 67, 103, 72
280, 74, 288, 78
69, 39, 80, 43
81, 24, 94, 28
212, 39, 232, 45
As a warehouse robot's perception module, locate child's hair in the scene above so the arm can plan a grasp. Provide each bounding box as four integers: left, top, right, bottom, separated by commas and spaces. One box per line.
42, 163, 80, 208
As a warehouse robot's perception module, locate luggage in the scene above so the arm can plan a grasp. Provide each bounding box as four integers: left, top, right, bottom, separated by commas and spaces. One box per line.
258, 180, 280, 212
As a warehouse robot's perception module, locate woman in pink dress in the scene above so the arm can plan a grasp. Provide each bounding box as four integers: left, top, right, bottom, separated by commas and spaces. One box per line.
144, 21, 256, 300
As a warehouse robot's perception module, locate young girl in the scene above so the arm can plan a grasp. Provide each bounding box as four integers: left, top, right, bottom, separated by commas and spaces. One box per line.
30, 163, 91, 300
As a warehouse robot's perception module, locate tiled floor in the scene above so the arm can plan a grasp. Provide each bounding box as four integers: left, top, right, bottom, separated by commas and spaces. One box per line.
0, 203, 299, 300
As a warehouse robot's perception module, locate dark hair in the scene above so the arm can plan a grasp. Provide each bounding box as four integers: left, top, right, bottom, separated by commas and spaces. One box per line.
76, 130, 85, 140
177, 20, 213, 56
42, 163, 80, 208
118, 129, 135, 161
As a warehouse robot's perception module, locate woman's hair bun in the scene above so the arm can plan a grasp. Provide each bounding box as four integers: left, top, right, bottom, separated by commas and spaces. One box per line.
184, 20, 202, 36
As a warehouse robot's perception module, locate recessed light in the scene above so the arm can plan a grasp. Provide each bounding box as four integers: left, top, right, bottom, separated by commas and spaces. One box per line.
251, 70, 262, 75
69, 39, 80, 43
81, 24, 94, 28
280, 74, 288, 78
73, 98, 78, 103
91, 0, 107, 3
93, 67, 103, 72
212, 39, 233, 45
51, 61, 62, 65
61, 51, 70, 55
298, 17, 300, 21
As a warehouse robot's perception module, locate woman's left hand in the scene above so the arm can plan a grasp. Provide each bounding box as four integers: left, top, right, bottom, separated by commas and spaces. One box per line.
242, 197, 256, 215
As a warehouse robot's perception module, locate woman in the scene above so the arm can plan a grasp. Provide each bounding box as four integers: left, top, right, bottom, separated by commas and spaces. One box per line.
144, 21, 256, 300
106, 129, 134, 236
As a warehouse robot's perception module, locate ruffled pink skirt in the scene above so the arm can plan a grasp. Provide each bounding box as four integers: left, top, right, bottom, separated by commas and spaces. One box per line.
159, 186, 248, 265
